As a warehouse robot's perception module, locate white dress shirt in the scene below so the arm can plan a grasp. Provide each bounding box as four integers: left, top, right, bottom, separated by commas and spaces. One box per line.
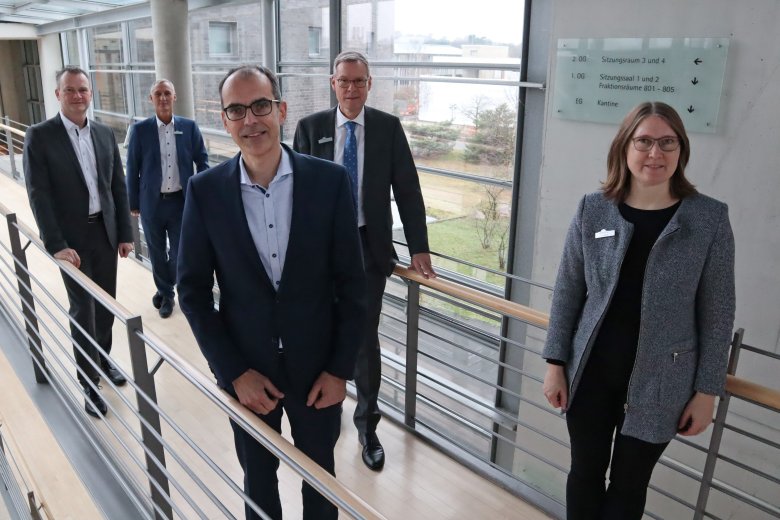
60, 112, 101, 214
334, 107, 366, 227
157, 116, 182, 193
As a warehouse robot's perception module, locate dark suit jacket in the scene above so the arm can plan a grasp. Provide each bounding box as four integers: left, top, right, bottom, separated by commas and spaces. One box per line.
125, 115, 209, 218
177, 145, 367, 398
23, 113, 133, 255
293, 106, 429, 276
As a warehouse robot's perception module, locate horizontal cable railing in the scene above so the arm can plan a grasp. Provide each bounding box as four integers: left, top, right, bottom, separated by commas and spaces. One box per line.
386, 265, 780, 520
0, 202, 385, 520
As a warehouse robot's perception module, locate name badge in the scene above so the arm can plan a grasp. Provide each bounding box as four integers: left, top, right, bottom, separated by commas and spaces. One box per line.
318, 136, 333, 144
174, 130, 183, 135
595, 229, 615, 239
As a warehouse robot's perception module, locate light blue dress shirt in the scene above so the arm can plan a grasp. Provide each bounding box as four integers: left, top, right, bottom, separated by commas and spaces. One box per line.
239, 147, 294, 291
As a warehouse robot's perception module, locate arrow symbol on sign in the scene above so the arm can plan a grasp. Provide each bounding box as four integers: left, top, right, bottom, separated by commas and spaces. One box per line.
691, 77, 699, 85
687, 105, 695, 113
694, 58, 702, 65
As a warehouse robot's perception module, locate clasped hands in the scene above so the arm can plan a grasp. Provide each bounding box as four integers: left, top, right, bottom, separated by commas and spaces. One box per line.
232, 368, 346, 415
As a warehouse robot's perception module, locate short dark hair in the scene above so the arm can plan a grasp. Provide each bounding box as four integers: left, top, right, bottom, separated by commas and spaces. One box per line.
332, 51, 370, 76
218, 65, 281, 106
603, 101, 697, 202
55, 65, 90, 87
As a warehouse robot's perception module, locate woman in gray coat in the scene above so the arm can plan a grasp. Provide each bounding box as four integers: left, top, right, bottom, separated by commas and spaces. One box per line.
542, 102, 735, 520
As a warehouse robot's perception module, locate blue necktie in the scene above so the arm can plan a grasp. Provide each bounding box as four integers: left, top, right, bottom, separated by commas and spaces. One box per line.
343, 121, 359, 212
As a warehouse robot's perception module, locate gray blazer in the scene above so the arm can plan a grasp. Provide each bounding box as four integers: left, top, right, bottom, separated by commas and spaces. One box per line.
542, 191, 735, 443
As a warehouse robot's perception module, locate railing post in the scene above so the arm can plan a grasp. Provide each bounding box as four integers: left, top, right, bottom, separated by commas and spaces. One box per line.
28, 491, 42, 520
6, 213, 47, 383
404, 280, 420, 428
126, 315, 172, 520
693, 328, 744, 520
3, 116, 19, 180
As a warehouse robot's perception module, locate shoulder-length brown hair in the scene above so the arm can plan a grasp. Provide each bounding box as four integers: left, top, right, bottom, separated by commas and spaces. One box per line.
603, 102, 697, 202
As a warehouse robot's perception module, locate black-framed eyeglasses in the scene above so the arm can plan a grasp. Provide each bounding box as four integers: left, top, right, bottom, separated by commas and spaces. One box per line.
223, 98, 281, 121
632, 136, 680, 152
335, 78, 369, 89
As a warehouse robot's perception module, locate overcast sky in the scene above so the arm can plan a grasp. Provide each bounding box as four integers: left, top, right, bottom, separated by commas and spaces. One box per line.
393, 0, 524, 45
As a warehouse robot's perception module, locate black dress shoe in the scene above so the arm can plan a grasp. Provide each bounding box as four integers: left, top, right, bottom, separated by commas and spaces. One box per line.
101, 359, 127, 386
152, 291, 163, 309
358, 432, 385, 471
84, 386, 107, 418
159, 297, 175, 318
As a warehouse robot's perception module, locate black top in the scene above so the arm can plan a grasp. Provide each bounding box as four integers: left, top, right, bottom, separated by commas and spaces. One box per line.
586, 200, 681, 386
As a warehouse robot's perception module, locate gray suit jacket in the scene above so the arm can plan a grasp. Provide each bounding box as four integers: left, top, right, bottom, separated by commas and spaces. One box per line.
293, 106, 429, 276
24, 113, 133, 254
542, 191, 735, 443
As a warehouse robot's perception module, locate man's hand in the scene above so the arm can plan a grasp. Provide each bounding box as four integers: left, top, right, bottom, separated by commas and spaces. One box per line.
233, 369, 285, 415
677, 392, 716, 436
411, 252, 436, 279
130, 210, 141, 217
54, 248, 81, 268
306, 371, 346, 409
118, 242, 134, 258
543, 364, 569, 411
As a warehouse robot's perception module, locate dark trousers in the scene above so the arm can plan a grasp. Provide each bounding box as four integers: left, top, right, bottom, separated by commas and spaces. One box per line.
60, 222, 117, 386
565, 358, 669, 520
353, 227, 387, 435
230, 368, 343, 520
141, 193, 183, 300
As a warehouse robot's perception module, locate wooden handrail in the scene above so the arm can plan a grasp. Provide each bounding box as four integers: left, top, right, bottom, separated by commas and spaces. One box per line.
141, 328, 386, 520
392, 265, 780, 412
725, 374, 780, 411
0, 121, 26, 138
393, 265, 550, 329
0, 200, 385, 519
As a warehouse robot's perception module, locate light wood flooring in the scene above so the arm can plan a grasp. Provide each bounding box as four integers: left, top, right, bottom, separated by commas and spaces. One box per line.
0, 173, 550, 520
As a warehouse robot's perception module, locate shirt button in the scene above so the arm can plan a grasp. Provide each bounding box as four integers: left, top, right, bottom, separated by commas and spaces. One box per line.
265, 193, 270, 198
269, 224, 273, 228
272, 253, 277, 258
275, 281, 280, 285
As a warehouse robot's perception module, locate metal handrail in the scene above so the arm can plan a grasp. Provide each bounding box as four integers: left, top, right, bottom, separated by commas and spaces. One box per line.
390, 264, 780, 520
0, 202, 386, 519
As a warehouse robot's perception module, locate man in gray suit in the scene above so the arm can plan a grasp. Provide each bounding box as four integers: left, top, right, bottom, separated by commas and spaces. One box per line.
294, 50, 435, 471
24, 66, 134, 418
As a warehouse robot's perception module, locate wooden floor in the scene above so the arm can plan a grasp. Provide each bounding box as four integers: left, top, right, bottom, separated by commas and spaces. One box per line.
0, 172, 550, 520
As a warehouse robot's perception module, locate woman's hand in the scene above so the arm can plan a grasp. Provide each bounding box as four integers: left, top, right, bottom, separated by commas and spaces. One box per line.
543, 364, 569, 411
677, 392, 717, 436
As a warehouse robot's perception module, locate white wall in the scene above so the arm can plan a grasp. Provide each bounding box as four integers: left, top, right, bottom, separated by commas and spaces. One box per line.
38, 34, 63, 119
534, 1, 780, 357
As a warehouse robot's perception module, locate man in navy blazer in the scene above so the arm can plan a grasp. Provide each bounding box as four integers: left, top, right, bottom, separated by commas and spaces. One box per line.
294, 51, 435, 471
125, 79, 209, 318
177, 65, 366, 520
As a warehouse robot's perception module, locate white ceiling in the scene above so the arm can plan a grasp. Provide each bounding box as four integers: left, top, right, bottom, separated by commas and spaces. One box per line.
0, 0, 143, 26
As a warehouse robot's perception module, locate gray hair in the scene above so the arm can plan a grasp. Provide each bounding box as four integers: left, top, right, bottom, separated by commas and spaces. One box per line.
333, 51, 370, 76
150, 79, 175, 95
55, 65, 90, 87
218, 65, 281, 105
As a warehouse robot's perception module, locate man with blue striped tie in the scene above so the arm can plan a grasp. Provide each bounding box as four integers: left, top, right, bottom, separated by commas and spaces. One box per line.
294, 50, 436, 472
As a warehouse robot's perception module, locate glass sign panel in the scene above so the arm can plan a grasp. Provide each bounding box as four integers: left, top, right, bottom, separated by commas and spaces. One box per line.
553, 37, 730, 133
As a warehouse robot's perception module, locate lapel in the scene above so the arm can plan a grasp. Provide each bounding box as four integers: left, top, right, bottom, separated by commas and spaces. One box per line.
222, 154, 276, 291
278, 145, 305, 293
53, 114, 89, 193
362, 106, 380, 198
148, 117, 162, 174
316, 108, 337, 160
89, 121, 110, 197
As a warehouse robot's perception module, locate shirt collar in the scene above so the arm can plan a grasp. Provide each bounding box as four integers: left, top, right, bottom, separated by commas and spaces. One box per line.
60, 111, 90, 134
156, 115, 175, 128
336, 106, 365, 128
239, 146, 293, 187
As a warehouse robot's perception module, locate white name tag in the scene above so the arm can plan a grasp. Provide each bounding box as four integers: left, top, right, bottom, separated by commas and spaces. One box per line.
318, 136, 333, 144
595, 229, 615, 239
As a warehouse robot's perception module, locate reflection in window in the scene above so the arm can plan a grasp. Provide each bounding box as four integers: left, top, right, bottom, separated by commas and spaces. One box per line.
208, 21, 237, 57
88, 24, 124, 66
308, 27, 322, 57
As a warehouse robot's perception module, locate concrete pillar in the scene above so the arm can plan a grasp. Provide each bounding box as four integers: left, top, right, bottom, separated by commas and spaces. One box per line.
150, 0, 195, 119
38, 34, 63, 119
